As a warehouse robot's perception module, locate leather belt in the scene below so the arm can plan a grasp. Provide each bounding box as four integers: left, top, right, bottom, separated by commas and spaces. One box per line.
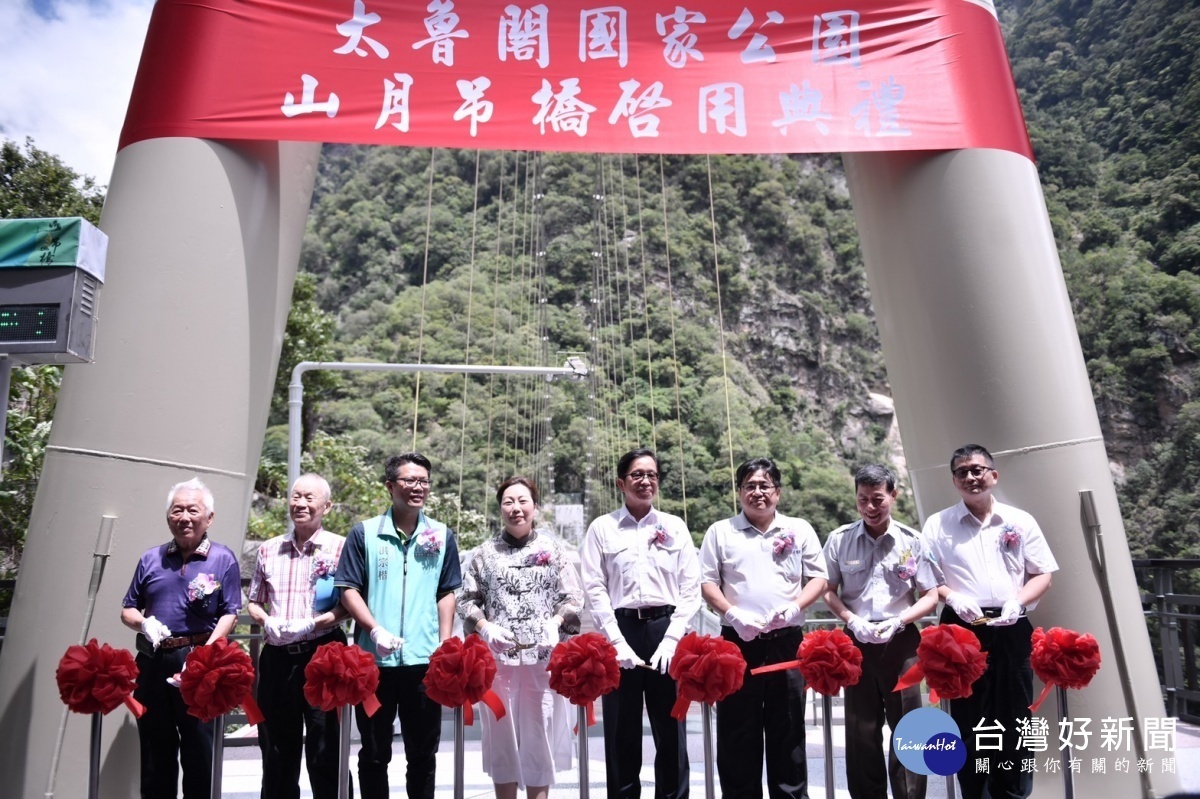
274, 632, 340, 656
159, 633, 210, 650
615, 605, 675, 620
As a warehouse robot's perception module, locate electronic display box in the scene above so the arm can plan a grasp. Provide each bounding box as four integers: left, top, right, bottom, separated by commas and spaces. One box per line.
0, 217, 107, 364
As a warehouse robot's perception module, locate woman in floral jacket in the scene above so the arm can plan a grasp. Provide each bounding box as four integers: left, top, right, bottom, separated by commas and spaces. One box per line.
458, 476, 584, 799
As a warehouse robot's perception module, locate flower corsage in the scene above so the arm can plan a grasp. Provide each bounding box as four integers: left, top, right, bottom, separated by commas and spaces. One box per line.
416, 529, 442, 558
649, 524, 673, 548
999, 524, 1022, 552
893, 548, 918, 581
772, 530, 796, 557
311, 554, 337, 582
186, 573, 221, 605
527, 549, 553, 567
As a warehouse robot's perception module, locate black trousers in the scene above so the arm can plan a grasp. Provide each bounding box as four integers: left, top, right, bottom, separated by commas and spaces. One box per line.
941, 607, 1034, 799
716, 626, 808, 799
844, 624, 927, 799
355, 664, 442, 799
601, 614, 690, 799
256, 629, 348, 799
134, 645, 215, 799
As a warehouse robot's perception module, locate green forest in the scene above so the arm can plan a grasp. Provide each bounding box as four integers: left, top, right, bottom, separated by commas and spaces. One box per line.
3, 0, 1199, 579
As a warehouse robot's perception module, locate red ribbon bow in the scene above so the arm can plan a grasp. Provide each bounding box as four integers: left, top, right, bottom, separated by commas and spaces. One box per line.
547, 632, 621, 727
180, 638, 264, 723
1029, 627, 1101, 712
423, 635, 505, 725
303, 641, 383, 718
668, 632, 746, 721
56, 639, 145, 717
749, 628, 863, 696
894, 624, 988, 703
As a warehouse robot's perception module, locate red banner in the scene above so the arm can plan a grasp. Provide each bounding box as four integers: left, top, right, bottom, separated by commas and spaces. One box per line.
119, 0, 1031, 158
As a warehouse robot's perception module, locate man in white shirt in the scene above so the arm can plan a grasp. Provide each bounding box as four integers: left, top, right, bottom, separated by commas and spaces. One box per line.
921, 444, 1057, 799
581, 448, 702, 799
698, 457, 828, 799
823, 464, 939, 799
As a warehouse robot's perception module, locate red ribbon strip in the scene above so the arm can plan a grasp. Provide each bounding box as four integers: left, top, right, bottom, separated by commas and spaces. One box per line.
123, 695, 147, 719
243, 696, 265, 726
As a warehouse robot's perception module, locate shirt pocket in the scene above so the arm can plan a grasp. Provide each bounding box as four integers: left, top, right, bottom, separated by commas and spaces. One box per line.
649, 541, 682, 572
839, 561, 871, 596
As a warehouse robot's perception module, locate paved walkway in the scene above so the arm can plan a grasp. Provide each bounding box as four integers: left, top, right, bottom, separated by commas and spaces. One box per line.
219, 701, 1200, 798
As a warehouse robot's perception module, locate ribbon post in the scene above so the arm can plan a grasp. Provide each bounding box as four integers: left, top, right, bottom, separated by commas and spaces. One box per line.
577, 704, 590, 799
702, 702, 716, 799
822, 693, 835, 799
88, 712, 102, 799
209, 713, 225, 799
337, 702, 352, 799
453, 705, 465, 799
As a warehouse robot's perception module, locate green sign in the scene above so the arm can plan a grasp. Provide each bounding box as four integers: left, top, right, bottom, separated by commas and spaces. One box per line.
0, 217, 107, 282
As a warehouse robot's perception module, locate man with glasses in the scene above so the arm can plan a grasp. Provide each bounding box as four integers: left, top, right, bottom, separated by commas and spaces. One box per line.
698, 457, 828, 799
581, 448, 701, 799
334, 453, 462, 799
921, 444, 1057, 799
823, 464, 939, 799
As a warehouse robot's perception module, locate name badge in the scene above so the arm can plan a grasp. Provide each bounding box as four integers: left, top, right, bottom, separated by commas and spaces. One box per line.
846, 559, 862, 566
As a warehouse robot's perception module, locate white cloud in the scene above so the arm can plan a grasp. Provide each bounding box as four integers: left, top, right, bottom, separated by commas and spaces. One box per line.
0, 0, 155, 188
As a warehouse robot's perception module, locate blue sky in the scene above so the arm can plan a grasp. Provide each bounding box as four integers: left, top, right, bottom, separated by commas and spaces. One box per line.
0, 0, 155, 187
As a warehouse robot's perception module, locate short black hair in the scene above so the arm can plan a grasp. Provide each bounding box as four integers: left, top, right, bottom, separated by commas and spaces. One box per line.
854, 464, 897, 492
736, 457, 781, 489
617, 448, 658, 479
949, 444, 993, 472
383, 452, 433, 483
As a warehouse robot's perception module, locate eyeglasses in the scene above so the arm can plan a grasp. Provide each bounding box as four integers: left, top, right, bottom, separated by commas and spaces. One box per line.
952, 465, 992, 480
740, 482, 778, 495
624, 471, 659, 483
392, 477, 431, 488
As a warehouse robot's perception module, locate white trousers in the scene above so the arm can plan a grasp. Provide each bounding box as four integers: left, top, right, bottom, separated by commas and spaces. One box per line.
481, 662, 574, 788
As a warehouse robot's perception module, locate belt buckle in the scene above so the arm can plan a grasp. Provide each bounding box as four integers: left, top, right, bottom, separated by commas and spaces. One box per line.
286, 642, 307, 655
638, 606, 656, 620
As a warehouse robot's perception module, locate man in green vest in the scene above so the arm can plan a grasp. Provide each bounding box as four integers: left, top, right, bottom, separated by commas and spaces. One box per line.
334, 452, 463, 799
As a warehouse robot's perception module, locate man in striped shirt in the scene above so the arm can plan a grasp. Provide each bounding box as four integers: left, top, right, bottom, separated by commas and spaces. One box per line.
247, 473, 350, 799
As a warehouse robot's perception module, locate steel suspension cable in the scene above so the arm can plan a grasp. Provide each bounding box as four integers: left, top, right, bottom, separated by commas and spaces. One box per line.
410, 147, 438, 448
657, 155, 689, 522
705, 154, 738, 511
454, 149, 484, 533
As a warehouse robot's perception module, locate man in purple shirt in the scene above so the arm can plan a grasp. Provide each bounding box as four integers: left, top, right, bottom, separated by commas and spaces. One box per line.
120, 477, 243, 799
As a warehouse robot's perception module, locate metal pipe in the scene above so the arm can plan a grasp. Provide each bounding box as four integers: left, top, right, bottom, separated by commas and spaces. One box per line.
210, 714, 225, 799
822, 694, 834, 799
578, 705, 590, 799
1079, 489, 1155, 798
702, 702, 715, 799
87, 714, 101, 799
453, 706, 465, 799
1058, 686, 1074, 799
0, 355, 13, 481
940, 699, 957, 799
337, 704, 352, 799
287, 358, 588, 491
44, 515, 117, 798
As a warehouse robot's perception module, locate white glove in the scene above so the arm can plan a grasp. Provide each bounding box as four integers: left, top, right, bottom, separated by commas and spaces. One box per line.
166, 662, 186, 688
282, 617, 317, 637
542, 617, 562, 647
945, 591, 983, 623
613, 638, 647, 670
648, 634, 679, 674
874, 617, 905, 643
847, 614, 883, 644
370, 626, 404, 656
478, 622, 516, 655
263, 616, 287, 641
767, 602, 803, 631
723, 606, 765, 642
140, 616, 172, 649
989, 599, 1023, 627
